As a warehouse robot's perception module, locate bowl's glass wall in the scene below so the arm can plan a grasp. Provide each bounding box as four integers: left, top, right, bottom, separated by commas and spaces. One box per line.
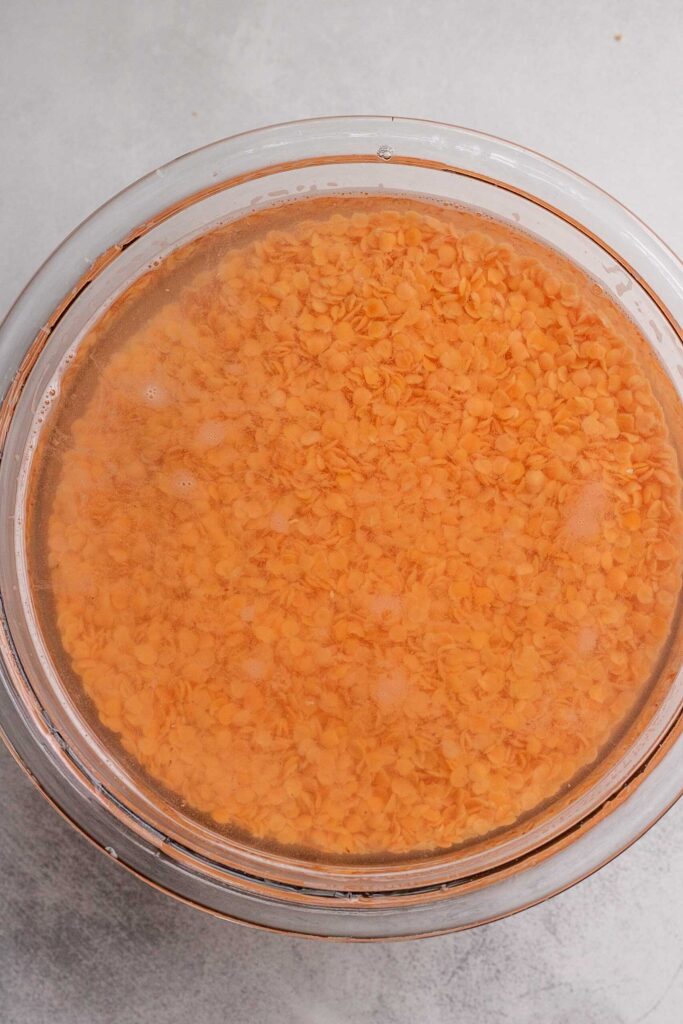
1, 119, 682, 938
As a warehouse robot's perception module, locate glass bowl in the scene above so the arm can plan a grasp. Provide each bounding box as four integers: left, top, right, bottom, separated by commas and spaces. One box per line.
1, 116, 682, 940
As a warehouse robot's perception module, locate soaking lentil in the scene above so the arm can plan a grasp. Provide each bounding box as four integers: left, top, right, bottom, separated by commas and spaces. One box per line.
31, 197, 683, 857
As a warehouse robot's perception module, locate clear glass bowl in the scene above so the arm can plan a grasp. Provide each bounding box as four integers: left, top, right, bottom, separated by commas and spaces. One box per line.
1, 117, 682, 940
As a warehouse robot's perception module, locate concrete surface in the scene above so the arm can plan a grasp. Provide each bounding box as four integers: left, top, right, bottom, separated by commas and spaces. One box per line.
1, 1, 682, 1021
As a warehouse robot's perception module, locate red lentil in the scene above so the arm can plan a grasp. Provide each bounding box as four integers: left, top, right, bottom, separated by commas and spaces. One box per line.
34, 198, 683, 856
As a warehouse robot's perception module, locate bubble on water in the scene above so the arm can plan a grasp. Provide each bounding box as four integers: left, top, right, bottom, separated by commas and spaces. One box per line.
562, 481, 607, 541
577, 626, 598, 655
243, 658, 267, 680
441, 736, 461, 760
270, 511, 290, 534
377, 145, 394, 161
170, 470, 197, 496
375, 670, 408, 708
367, 593, 403, 618
195, 419, 226, 448
37, 384, 58, 421
140, 380, 169, 407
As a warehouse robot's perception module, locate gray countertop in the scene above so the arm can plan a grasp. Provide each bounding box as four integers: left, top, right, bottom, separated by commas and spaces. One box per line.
1, 1, 682, 1021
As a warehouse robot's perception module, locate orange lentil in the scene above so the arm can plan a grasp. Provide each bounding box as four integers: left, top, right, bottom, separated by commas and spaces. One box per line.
33, 197, 683, 857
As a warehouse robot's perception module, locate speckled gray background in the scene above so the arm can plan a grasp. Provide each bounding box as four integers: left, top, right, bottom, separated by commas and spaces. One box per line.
1, 1, 682, 1021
